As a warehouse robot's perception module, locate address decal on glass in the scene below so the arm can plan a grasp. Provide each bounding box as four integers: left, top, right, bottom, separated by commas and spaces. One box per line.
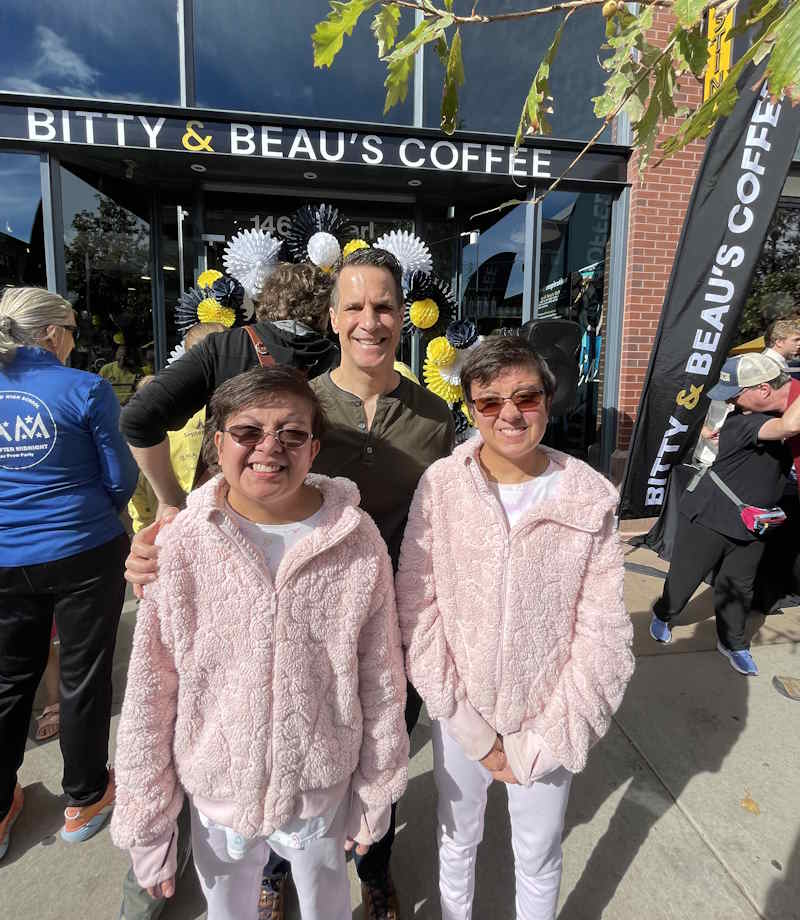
0, 104, 628, 184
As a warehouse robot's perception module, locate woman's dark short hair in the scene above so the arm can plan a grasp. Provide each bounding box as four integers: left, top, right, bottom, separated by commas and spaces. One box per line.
329, 247, 403, 311
460, 335, 556, 405
256, 262, 332, 332
203, 366, 325, 468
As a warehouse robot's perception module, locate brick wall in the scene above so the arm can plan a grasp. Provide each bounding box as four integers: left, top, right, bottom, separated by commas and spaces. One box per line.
615, 9, 707, 452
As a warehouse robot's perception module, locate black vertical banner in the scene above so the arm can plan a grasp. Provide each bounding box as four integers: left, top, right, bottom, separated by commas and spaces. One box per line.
618, 59, 800, 520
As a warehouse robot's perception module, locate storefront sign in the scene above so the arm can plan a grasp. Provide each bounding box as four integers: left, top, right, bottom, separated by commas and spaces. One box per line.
0, 102, 627, 184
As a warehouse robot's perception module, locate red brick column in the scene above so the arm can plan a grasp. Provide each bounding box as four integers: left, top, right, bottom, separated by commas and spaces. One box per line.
614, 9, 707, 461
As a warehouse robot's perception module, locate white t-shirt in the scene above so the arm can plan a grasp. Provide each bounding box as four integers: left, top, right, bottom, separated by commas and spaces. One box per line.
226, 501, 325, 576
486, 459, 562, 528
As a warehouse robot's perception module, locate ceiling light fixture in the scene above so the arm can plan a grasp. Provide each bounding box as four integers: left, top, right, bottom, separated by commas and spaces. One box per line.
162, 265, 176, 271
304, 171, 318, 180
408, 179, 422, 187
140, 275, 151, 280
190, 163, 207, 173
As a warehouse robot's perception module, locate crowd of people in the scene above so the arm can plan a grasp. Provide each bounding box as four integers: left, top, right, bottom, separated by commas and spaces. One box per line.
0, 252, 797, 920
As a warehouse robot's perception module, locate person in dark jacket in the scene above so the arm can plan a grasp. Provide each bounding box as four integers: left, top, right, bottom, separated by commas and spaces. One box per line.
120, 262, 338, 519
0, 287, 138, 859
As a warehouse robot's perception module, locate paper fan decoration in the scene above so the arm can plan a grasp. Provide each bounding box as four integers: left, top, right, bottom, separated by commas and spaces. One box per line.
307, 231, 341, 271
375, 230, 432, 288
197, 268, 223, 288
223, 229, 282, 299
343, 238, 369, 258
403, 271, 455, 334
286, 204, 348, 265
423, 359, 464, 405
167, 343, 185, 366
175, 275, 245, 336
446, 318, 479, 349
451, 400, 472, 437
426, 336, 457, 368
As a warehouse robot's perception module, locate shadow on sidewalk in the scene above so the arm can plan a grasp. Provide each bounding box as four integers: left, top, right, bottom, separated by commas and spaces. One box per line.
558, 600, 750, 919
764, 827, 800, 919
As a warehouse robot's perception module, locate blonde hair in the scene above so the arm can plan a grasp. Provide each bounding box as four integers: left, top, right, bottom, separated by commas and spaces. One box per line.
766, 317, 800, 346
0, 287, 73, 366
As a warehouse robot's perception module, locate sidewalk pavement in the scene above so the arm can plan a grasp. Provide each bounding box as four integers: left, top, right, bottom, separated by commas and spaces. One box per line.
2, 543, 800, 920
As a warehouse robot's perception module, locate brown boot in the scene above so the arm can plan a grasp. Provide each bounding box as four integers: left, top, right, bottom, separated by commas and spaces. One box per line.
258, 872, 288, 920
361, 873, 400, 920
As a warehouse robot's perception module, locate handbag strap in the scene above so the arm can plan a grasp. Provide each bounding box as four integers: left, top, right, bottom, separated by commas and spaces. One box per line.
245, 325, 276, 368
708, 470, 746, 511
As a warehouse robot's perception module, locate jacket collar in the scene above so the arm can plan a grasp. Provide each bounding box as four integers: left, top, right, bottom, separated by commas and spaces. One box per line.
188, 472, 365, 586
453, 434, 616, 534
10, 346, 60, 366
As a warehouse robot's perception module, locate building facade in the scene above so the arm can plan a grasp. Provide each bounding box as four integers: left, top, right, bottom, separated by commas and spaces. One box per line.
0, 1, 797, 474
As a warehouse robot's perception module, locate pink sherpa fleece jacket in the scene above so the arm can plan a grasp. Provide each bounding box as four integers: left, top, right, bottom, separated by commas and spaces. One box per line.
111, 473, 408, 886
396, 437, 634, 782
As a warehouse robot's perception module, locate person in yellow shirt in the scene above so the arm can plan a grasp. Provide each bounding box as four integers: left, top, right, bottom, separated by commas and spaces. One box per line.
127, 324, 223, 533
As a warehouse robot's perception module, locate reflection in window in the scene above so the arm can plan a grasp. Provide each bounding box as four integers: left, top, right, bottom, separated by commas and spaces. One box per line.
61, 166, 153, 397
195, 0, 413, 123
0, 152, 46, 288
0, 1, 178, 103
737, 201, 800, 344
538, 190, 612, 461
460, 203, 527, 333
423, 0, 608, 141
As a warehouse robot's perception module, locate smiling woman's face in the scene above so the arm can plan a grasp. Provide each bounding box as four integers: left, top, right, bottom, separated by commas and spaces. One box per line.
213, 394, 320, 519
469, 365, 551, 465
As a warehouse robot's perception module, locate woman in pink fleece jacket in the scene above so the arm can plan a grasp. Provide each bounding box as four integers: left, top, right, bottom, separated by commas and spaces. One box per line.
396, 336, 634, 920
111, 367, 408, 920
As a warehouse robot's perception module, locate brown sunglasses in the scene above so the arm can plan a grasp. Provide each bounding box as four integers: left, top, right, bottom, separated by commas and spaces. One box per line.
472, 389, 546, 417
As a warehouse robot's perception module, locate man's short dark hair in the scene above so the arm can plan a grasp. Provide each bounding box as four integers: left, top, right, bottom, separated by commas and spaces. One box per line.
329, 247, 403, 311
203, 366, 325, 468
460, 335, 557, 405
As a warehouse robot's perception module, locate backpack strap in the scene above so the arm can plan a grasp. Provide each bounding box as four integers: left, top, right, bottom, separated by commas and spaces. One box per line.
708, 470, 746, 510
245, 325, 276, 368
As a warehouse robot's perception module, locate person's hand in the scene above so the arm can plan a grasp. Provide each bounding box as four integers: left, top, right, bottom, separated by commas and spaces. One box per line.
491, 763, 519, 785
146, 876, 175, 899
344, 837, 370, 856
125, 509, 178, 598
479, 736, 506, 774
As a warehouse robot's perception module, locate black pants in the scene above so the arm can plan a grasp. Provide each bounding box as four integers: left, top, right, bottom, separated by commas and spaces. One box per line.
0, 533, 129, 819
653, 513, 765, 651
264, 681, 423, 885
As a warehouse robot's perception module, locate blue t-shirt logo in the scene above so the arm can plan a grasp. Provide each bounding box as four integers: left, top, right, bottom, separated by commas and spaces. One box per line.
0, 390, 58, 470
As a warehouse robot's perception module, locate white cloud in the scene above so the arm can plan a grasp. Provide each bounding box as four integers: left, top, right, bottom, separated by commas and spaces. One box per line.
34, 26, 100, 89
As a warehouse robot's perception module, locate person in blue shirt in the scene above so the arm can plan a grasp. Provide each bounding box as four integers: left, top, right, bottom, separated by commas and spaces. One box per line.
0, 287, 138, 860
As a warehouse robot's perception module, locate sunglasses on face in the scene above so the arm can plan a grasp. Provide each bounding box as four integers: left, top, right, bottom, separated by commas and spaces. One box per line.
60, 324, 79, 342
223, 425, 312, 450
471, 389, 546, 417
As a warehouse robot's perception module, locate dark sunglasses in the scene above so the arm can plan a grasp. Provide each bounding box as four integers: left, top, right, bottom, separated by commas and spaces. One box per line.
60, 324, 79, 342
472, 389, 546, 417
224, 425, 311, 449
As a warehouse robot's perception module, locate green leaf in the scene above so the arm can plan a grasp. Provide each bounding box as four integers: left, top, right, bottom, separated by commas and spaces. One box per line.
515, 14, 570, 147
633, 79, 662, 172
441, 27, 465, 134
371, 4, 402, 58
764, 0, 800, 102
382, 15, 452, 114
444, 0, 454, 9
673, 25, 708, 77
672, 0, 708, 30
313, 0, 380, 68
435, 34, 449, 67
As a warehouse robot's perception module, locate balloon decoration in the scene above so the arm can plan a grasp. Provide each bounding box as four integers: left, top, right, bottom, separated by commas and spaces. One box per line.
285, 204, 347, 269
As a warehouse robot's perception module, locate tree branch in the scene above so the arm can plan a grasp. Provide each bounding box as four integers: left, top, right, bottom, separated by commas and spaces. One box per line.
387, 0, 673, 22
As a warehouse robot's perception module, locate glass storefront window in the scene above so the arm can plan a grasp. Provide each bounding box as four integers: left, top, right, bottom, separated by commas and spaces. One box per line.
0, 152, 46, 287
737, 198, 800, 344
61, 165, 153, 398
537, 189, 612, 460
0, 1, 178, 103
423, 0, 608, 141
460, 202, 528, 333
194, 0, 413, 124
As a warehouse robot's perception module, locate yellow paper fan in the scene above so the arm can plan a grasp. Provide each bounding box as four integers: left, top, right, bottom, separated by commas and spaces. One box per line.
426, 336, 456, 368
409, 298, 439, 330
343, 238, 370, 258
197, 298, 236, 327
197, 269, 223, 288
423, 360, 464, 405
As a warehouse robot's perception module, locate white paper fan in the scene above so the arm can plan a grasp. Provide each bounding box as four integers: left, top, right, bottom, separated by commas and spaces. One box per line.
223, 229, 282, 299
167, 343, 185, 366
307, 231, 341, 271
375, 230, 432, 287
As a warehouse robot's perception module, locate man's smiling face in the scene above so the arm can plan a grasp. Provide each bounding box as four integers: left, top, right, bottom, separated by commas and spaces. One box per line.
330, 265, 403, 374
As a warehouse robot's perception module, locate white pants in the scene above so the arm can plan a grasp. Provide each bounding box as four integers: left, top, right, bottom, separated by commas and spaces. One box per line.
432, 720, 572, 920
189, 801, 351, 920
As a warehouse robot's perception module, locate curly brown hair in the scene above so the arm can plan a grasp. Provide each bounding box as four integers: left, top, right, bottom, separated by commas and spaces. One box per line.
255, 262, 332, 333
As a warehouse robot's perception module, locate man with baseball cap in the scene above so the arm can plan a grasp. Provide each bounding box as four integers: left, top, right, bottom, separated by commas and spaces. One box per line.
649, 353, 800, 675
